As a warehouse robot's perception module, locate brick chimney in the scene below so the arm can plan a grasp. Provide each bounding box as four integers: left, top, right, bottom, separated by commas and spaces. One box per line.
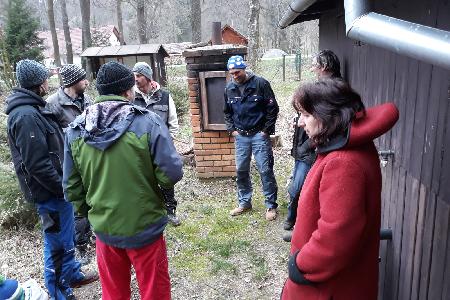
182, 45, 247, 178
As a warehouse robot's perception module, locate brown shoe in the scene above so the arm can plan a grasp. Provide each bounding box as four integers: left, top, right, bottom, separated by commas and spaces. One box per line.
265, 208, 277, 221
230, 206, 252, 216
70, 270, 99, 288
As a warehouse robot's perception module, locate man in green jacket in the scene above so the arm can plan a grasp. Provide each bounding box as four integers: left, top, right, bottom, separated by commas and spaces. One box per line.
63, 61, 183, 299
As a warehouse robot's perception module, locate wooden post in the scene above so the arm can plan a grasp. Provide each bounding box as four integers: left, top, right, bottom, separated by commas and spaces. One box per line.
282, 54, 286, 81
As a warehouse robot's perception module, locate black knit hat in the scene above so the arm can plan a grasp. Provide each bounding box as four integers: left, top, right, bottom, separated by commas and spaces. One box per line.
96, 62, 135, 95
15, 59, 49, 88
59, 64, 86, 87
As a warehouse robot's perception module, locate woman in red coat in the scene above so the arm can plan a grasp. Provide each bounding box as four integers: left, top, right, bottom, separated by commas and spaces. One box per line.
281, 79, 399, 300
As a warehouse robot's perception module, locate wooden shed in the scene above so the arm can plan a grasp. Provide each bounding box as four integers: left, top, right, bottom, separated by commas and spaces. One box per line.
280, 0, 450, 299
80, 44, 169, 85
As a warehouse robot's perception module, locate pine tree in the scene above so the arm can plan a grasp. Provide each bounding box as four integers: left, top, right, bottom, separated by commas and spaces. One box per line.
4, 0, 44, 65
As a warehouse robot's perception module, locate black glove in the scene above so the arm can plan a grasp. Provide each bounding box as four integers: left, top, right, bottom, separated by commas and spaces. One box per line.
288, 250, 314, 285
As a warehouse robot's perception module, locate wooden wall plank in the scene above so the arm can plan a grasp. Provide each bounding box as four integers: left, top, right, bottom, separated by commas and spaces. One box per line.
430, 68, 449, 196
420, 65, 441, 190
428, 199, 450, 300
418, 192, 437, 299
392, 167, 407, 300
400, 60, 418, 170
409, 62, 432, 179
382, 164, 401, 300
378, 157, 394, 298
410, 183, 427, 300
398, 175, 420, 300
437, 81, 450, 203
442, 225, 450, 300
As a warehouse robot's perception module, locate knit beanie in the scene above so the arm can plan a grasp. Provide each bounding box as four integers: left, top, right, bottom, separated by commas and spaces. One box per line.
132, 62, 153, 80
227, 55, 247, 70
0, 276, 25, 300
59, 64, 86, 87
96, 62, 135, 95
15, 59, 49, 88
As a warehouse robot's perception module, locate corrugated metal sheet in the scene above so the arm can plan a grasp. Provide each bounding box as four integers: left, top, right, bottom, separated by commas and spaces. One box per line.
81, 44, 168, 57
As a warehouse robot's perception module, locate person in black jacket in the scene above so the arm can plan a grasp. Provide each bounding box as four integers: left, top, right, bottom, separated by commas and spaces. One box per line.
224, 55, 280, 221
5, 59, 97, 300
46, 64, 93, 263
283, 49, 342, 236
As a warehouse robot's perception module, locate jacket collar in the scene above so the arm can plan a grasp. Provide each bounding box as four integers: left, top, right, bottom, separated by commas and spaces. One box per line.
316, 129, 350, 154
316, 103, 399, 154
56, 87, 87, 107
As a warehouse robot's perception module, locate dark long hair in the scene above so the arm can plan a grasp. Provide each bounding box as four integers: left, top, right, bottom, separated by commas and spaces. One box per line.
314, 50, 342, 78
292, 78, 365, 146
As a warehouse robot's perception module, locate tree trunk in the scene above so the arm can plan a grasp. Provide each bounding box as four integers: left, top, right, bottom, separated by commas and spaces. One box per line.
79, 0, 92, 77
136, 0, 148, 44
247, 0, 260, 69
60, 0, 73, 63
116, 0, 125, 45
190, 0, 201, 43
47, 0, 61, 67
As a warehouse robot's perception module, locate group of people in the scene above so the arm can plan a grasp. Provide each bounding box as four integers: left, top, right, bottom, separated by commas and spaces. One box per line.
223, 52, 399, 300
4, 48, 399, 299
5, 59, 182, 299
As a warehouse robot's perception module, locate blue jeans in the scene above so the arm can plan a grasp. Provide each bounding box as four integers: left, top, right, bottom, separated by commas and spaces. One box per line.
286, 160, 311, 223
234, 132, 278, 209
36, 198, 84, 300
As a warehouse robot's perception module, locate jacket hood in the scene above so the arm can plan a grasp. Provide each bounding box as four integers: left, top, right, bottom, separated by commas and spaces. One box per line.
70, 95, 146, 151
5, 88, 46, 114
317, 103, 399, 153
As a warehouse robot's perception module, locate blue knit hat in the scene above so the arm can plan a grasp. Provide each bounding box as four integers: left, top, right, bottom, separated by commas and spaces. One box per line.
15, 59, 49, 88
132, 62, 153, 80
0, 276, 25, 300
227, 55, 247, 70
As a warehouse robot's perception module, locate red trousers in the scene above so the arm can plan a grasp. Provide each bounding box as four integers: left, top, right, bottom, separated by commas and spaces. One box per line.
96, 235, 171, 300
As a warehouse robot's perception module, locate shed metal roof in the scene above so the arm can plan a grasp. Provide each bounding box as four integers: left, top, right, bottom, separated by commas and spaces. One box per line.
81, 44, 168, 57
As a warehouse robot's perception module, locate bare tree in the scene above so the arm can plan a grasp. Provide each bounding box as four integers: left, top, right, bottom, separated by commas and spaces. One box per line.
116, 0, 125, 44
190, 0, 201, 43
79, 0, 92, 76
247, 0, 260, 68
60, 0, 73, 63
136, 0, 148, 43
47, 0, 61, 66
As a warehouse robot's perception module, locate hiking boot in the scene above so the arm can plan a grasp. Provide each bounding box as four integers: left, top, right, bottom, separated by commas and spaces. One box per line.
167, 212, 181, 226
230, 206, 252, 216
70, 270, 99, 288
265, 208, 278, 221
283, 220, 295, 230
282, 230, 292, 242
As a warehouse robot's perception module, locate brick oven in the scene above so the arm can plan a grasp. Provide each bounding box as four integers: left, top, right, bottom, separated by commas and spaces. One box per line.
182, 45, 247, 178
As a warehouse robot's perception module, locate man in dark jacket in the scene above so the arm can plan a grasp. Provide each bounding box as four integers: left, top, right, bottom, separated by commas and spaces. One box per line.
5, 59, 97, 300
224, 55, 279, 221
46, 64, 93, 262
132, 61, 181, 226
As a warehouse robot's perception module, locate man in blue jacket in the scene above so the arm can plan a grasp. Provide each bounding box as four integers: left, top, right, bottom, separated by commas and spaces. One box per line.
224, 55, 279, 221
5, 59, 97, 300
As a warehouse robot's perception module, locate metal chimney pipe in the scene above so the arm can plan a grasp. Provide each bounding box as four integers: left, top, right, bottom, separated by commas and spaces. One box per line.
278, 0, 317, 29
344, 0, 450, 70
211, 22, 222, 45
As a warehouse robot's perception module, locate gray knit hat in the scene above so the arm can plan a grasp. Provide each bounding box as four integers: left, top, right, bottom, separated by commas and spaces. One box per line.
15, 59, 49, 88
96, 62, 135, 95
132, 62, 153, 80
59, 64, 86, 87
